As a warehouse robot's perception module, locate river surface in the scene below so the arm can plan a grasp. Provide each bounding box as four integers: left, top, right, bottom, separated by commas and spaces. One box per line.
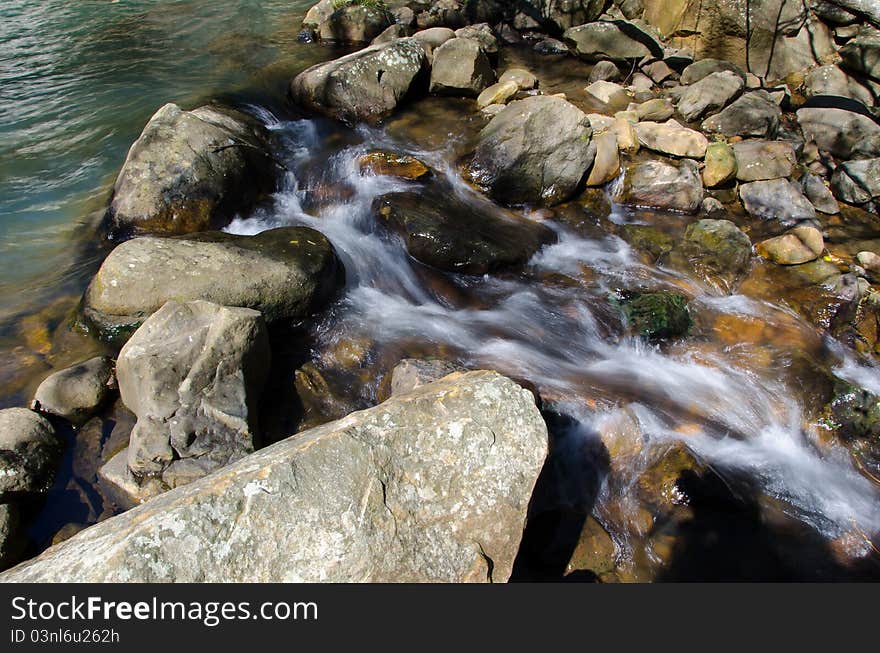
2, 1, 880, 580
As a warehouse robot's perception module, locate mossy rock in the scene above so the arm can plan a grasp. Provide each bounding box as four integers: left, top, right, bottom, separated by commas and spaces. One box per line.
617, 291, 692, 341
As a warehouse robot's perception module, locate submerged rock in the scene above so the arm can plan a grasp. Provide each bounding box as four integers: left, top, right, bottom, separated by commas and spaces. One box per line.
667, 219, 752, 292
0, 408, 61, 501
358, 150, 431, 180
374, 187, 557, 274
619, 291, 692, 341
468, 95, 594, 206
612, 159, 703, 213
290, 38, 429, 124
107, 104, 276, 237
33, 357, 115, 425
739, 179, 817, 225
83, 227, 342, 338
0, 371, 548, 582
118, 301, 270, 488
429, 37, 495, 97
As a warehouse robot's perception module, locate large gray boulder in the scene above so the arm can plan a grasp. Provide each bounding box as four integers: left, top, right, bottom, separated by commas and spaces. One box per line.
701, 90, 781, 138
33, 357, 115, 425
0, 408, 61, 501
0, 371, 548, 583
468, 95, 593, 205
674, 71, 744, 122
563, 20, 664, 61
107, 104, 276, 237
796, 103, 880, 160
117, 301, 270, 490
429, 37, 495, 97
82, 227, 342, 339
290, 38, 429, 124
739, 179, 817, 225
612, 160, 704, 213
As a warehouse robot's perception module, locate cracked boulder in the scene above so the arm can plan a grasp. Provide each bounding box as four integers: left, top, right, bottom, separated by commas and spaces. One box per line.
106, 103, 277, 238
117, 300, 270, 490
0, 371, 549, 582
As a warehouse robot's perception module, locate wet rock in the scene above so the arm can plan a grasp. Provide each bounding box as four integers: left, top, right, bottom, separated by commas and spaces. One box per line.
634, 98, 674, 121
585, 131, 620, 186
290, 38, 429, 124
294, 363, 358, 430
0, 503, 26, 571
32, 357, 115, 425
387, 358, 465, 397
824, 382, 880, 468
831, 158, 880, 205
469, 95, 594, 206
563, 20, 664, 62
498, 67, 538, 90
637, 441, 706, 513
476, 80, 519, 109
588, 60, 622, 83
739, 179, 817, 225
83, 227, 342, 338
374, 187, 557, 274
839, 32, 880, 82
612, 159, 704, 213
634, 120, 708, 158
756, 226, 825, 265
429, 37, 495, 97
674, 71, 744, 122
668, 219, 752, 291
701, 90, 781, 138
107, 104, 276, 237
732, 140, 797, 182
680, 59, 746, 85
621, 225, 674, 261
0, 408, 61, 501
585, 80, 629, 105
0, 371, 548, 583
702, 142, 737, 188
796, 104, 880, 160
118, 300, 270, 488
800, 173, 840, 214
358, 150, 431, 180
619, 291, 692, 341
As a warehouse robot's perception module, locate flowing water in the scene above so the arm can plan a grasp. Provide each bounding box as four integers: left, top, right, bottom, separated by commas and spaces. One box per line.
3, 1, 880, 579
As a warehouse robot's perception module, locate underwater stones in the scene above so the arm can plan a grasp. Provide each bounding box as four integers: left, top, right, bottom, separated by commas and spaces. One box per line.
618, 291, 692, 341
374, 187, 557, 274
637, 441, 707, 513
429, 37, 495, 97
732, 140, 797, 182
739, 179, 817, 225
0, 408, 61, 501
756, 226, 825, 265
612, 159, 703, 213
32, 356, 115, 425
358, 150, 431, 180
674, 71, 744, 122
634, 120, 708, 158
118, 300, 270, 487
668, 219, 752, 292
291, 38, 429, 124
563, 20, 663, 62
701, 90, 781, 138
702, 142, 737, 188
107, 103, 276, 237
565, 516, 617, 577
0, 371, 548, 583
469, 95, 594, 206
83, 227, 342, 338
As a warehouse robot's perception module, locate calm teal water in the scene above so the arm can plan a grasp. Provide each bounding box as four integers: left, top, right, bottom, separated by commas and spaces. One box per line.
0, 0, 317, 318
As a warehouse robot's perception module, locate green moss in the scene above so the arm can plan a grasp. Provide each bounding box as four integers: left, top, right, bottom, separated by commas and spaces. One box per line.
617, 291, 692, 341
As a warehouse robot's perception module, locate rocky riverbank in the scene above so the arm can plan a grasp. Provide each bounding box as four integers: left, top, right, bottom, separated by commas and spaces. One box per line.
2, 0, 880, 581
